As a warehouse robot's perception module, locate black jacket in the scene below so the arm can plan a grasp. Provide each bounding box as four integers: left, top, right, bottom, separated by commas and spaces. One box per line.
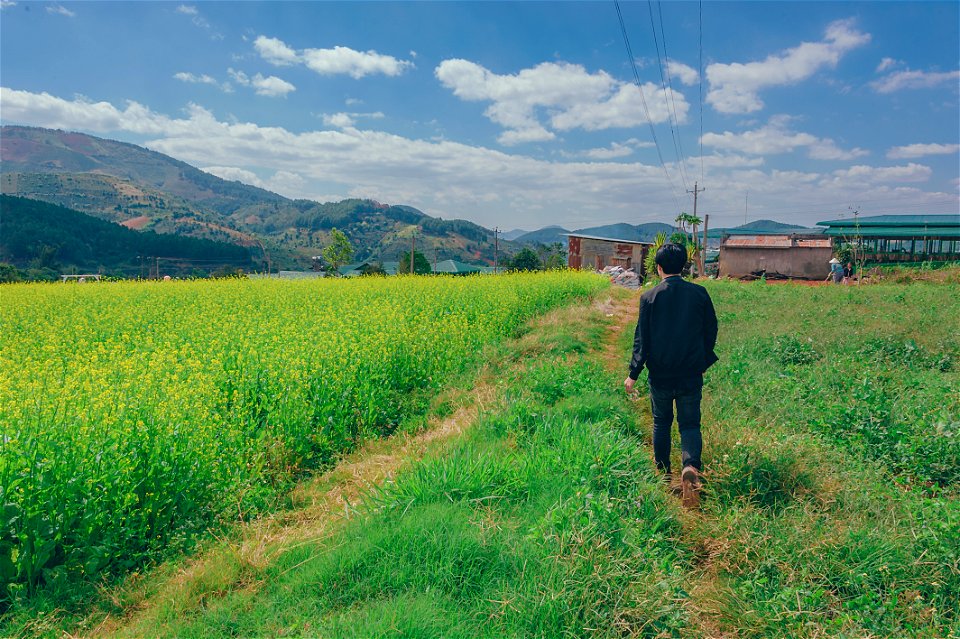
629, 276, 719, 382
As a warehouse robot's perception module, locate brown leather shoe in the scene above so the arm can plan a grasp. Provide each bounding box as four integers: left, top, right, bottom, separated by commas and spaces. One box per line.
681, 465, 701, 509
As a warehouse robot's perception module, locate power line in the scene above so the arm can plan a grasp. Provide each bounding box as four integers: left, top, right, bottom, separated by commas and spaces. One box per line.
646, 0, 689, 191
614, 0, 682, 214
698, 0, 704, 184
658, 1, 691, 188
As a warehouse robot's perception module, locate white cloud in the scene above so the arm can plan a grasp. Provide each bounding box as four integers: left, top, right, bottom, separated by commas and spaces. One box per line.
582, 144, 633, 160
706, 19, 870, 113
174, 72, 218, 86
871, 68, 960, 93
46, 4, 75, 17
253, 36, 413, 79
683, 154, 765, 169
667, 60, 699, 86
323, 112, 355, 128
436, 59, 687, 145
202, 166, 262, 185
827, 163, 932, 184
253, 36, 299, 66
302, 46, 413, 78
249, 75, 295, 97
875, 57, 899, 73
1, 1, 17, 9
321, 111, 385, 128
576, 138, 655, 160
175, 4, 221, 38
0, 87, 178, 135
887, 143, 960, 159
227, 69, 295, 97
200, 167, 307, 198
701, 116, 868, 160
2, 86, 954, 229
807, 139, 869, 161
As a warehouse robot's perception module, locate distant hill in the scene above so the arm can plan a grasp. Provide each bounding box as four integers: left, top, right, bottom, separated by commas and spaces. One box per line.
514, 225, 570, 245
0, 195, 257, 279
515, 222, 675, 246
574, 222, 675, 242
500, 228, 529, 241
0, 126, 514, 269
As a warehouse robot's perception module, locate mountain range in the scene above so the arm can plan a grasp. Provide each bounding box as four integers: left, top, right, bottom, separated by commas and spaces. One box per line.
1, 126, 818, 272
0, 126, 514, 269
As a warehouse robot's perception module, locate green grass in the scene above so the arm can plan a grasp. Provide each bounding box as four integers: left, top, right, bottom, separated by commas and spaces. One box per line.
6, 279, 959, 638
91, 297, 693, 638
628, 280, 960, 637
0, 273, 607, 627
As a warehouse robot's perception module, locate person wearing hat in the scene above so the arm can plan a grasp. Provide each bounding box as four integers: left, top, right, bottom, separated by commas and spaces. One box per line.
826, 257, 843, 284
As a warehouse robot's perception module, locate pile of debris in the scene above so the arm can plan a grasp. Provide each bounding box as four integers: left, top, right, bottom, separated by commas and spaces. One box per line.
600, 265, 641, 289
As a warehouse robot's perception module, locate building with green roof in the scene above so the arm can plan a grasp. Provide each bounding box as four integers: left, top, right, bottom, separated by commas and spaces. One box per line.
817, 214, 960, 262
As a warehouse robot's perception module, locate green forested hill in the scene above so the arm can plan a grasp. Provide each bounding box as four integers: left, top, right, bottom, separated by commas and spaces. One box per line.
0, 126, 512, 268
0, 195, 257, 279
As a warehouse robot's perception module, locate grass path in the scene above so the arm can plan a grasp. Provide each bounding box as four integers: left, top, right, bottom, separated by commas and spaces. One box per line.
75, 382, 498, 638
597, 291, 730, 638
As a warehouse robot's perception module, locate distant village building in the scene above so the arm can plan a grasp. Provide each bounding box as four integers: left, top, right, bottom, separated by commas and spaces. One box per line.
817, 215, 960, 262
432, 259, 494, 275
566, 234, 652, 274
718, 234, 833, 279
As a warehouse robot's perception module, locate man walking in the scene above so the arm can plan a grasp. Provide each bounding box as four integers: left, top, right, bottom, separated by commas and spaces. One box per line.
624, 243, 718, 507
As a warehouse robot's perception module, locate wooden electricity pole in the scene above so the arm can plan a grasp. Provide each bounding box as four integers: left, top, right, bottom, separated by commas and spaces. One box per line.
410, 232, 416, 274
702, 214, 710, 277
494, 227, 499, 274
687, 181, 705, 276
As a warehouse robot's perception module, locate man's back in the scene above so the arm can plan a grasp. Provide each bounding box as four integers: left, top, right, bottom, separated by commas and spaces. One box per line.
630, 276, 718, 383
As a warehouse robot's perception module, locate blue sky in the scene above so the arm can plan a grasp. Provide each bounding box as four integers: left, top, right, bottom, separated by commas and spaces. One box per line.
1, 1, 958, 230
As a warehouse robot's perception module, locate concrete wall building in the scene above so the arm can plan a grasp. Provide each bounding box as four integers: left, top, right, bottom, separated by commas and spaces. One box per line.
566, 234, 651, 274
719, 234, 833, 279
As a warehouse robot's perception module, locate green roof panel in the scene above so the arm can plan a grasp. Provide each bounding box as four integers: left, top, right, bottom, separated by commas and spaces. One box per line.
821, 226, 960, 238
817, 214, 959, 228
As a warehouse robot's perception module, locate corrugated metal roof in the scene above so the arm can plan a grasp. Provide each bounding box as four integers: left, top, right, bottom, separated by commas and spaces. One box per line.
821, 226, 960, 238
722, 235, 833, 248
724, 235, 793, 248
817, 214, 960, 228
564, 233, 653, 245
433, 259, 484, 274
796, 238, 833, 248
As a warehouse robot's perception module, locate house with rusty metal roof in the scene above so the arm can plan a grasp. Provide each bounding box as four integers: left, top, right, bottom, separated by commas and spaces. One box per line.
719, 234, 834, 280
565, 233, 653, 274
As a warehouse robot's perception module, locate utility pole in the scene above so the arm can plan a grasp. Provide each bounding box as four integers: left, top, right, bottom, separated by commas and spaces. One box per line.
494, 227, 499, 274
410, 232, 416, 274
687, 181, 705, 276
744, 192, 748, 226
702, 214, 710, 278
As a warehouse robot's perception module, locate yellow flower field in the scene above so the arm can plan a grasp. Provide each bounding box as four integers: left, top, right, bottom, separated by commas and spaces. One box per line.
0, 272, 606, 597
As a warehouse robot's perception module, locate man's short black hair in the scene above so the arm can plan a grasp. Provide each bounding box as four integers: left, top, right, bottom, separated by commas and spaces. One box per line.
655, 243, 687, 275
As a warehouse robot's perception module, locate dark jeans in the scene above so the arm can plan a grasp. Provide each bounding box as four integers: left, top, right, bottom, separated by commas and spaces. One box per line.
649, 376, 703, 473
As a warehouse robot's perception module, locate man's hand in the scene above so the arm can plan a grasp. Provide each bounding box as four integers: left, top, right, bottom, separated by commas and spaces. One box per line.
623, 376, 636, 394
